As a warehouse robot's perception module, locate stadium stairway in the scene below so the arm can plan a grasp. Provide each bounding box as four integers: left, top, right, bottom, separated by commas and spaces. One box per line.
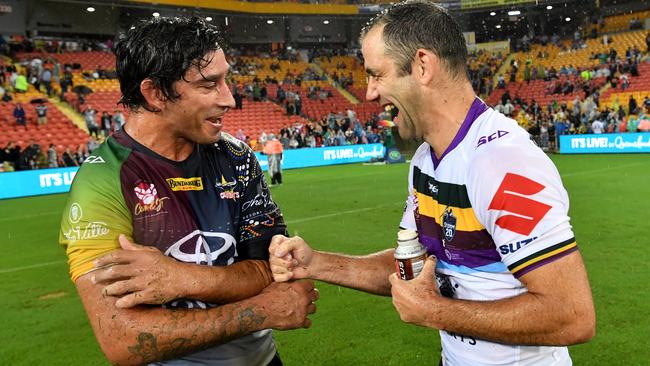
50, 98, 88, 133
493, 53, 516, 92
311, 60, 360, 104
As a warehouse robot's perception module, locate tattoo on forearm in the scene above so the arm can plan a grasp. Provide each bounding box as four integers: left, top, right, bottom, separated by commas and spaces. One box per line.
123, 306, 267, 363
238, 308, 266, 334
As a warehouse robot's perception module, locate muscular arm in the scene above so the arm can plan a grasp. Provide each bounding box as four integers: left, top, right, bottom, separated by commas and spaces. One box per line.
309, 249, 395, 296
152, 259, 273, 304
392, 251, 596, 346
93, 236, 273, 308
270, 235, 395, 296
77, 272, 316, 366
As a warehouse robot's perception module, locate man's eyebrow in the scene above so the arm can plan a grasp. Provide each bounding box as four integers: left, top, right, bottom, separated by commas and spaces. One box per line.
197, 66, 230, 83
365, 68, 378, 76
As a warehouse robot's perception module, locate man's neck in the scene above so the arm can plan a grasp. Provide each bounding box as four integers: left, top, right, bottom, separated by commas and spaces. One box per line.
421, 81, 476, 159
124, 112, 194, 162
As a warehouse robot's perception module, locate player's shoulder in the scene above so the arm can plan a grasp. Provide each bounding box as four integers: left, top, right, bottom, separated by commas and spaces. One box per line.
73, 137, 129, 188
468, 108, 539, 165
411, 141, 431, 166
216, 132, 254, 157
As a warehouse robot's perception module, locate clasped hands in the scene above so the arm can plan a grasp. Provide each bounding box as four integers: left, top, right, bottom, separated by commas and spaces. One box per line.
269, 234, 444, 329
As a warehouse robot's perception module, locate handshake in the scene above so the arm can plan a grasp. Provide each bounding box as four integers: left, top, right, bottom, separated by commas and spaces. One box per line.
267, 233, 442, 330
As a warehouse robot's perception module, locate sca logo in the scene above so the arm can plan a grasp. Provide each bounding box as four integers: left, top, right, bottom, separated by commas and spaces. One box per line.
134, 182, 169, 215
215, 175, 239, 200
476, 130, 509, 148
166, 177, 203, 191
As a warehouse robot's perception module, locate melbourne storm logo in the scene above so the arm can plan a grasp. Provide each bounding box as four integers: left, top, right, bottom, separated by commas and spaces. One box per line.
442, 207, 456, 242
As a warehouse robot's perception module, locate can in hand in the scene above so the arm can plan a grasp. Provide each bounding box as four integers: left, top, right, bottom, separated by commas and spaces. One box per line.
394, 229, 427, 280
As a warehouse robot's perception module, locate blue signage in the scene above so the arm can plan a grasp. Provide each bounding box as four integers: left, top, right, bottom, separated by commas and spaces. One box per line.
559, 133, 650, 154
0, 166, 79, 200
1, 144, 388, 200
254, 143, 386, 171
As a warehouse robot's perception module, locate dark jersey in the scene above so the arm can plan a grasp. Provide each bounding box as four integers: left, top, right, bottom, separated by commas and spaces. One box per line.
60, 130, 285, 365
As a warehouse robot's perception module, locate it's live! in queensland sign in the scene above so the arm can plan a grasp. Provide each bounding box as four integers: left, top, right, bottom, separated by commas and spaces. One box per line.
559, 133, 650, 154
255, 143, 385, 170
0, 144, 388, 200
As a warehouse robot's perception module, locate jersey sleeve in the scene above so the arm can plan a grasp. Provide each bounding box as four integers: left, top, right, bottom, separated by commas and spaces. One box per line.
467, 129, 577, 279
236, 147, 287, 261
59, 145, 132, 282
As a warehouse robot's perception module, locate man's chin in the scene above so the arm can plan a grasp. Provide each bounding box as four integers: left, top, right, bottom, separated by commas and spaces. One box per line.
195, 131, 222, 145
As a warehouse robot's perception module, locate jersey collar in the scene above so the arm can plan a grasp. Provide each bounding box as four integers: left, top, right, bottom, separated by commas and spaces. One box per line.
430, 96, 488, 169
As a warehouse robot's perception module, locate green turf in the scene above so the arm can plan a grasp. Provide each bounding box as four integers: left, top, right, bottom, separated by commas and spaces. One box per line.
0, 154, 649, 365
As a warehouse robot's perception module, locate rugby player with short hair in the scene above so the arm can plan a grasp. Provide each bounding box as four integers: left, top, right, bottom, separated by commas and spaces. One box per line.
270, 1, 595, 365
59, 17, 318, 366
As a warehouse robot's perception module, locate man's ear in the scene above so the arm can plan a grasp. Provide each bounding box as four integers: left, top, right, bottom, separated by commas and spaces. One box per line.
139, 79, 165, 112
413, 49, 439, 86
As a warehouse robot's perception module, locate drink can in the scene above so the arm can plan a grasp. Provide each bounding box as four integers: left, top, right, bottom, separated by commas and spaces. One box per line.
394, 229, 427, 280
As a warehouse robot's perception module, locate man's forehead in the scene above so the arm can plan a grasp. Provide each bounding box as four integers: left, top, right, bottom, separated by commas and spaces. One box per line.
361, 27, 385, 68
186, 49, 229, 79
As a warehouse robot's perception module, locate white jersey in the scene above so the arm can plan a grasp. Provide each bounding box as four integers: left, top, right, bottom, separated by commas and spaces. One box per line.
400, 98, 577, 366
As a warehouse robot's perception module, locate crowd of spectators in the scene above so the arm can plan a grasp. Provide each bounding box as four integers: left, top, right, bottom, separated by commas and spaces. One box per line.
0, 136, 101, 172
498, 91, 650, 152
2, 25, 650, 172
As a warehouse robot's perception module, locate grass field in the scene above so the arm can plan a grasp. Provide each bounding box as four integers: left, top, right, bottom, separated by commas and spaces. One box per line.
1, 154, 649, 365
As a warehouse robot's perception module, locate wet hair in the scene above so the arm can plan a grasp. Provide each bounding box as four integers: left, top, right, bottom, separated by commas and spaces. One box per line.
115, 16, 226, 112
360, 0, 467, 79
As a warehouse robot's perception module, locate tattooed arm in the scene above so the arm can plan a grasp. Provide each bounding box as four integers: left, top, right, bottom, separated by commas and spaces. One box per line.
76, 272, 318, 366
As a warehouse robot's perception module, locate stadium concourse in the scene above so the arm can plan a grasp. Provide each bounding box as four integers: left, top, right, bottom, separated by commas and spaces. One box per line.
1, 1, 650, 174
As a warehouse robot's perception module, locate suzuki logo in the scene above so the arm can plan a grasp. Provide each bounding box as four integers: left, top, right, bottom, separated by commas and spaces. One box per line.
488, 173, 552, 236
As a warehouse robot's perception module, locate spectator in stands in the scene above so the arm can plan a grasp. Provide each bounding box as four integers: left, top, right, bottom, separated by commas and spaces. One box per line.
260, 83, 268, 101
2, 141, 18, 171
36, 102, 48, 125
629, 95, 638, 115
112, 110, 125, 131
276, 85, 286, 104
41, 67, 53, 96
619, 73, 629, 91
100, 111, 112, 137
494, 100, 504, 115
591, 118, 605, 134
294, 92, 302, 116
47, 143, 58, 168
258, 130, 268, 148
86, 136, 100, 153
21, 140, 41, 170
13, 103, 26, 126
83, 106, 99, 137
60, 147, 77, 167
233, 86, 243, 110
15, 73, 28, 93
235, 128, 246, 142
60, 69, 73, 100
263, 134, 284, 186
496, 74, 505, 89
75, 144, 89, 164
503, 99, 515, 117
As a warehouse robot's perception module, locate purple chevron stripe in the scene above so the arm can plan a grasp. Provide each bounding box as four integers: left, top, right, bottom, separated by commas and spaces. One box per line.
431, 97, 488, 169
